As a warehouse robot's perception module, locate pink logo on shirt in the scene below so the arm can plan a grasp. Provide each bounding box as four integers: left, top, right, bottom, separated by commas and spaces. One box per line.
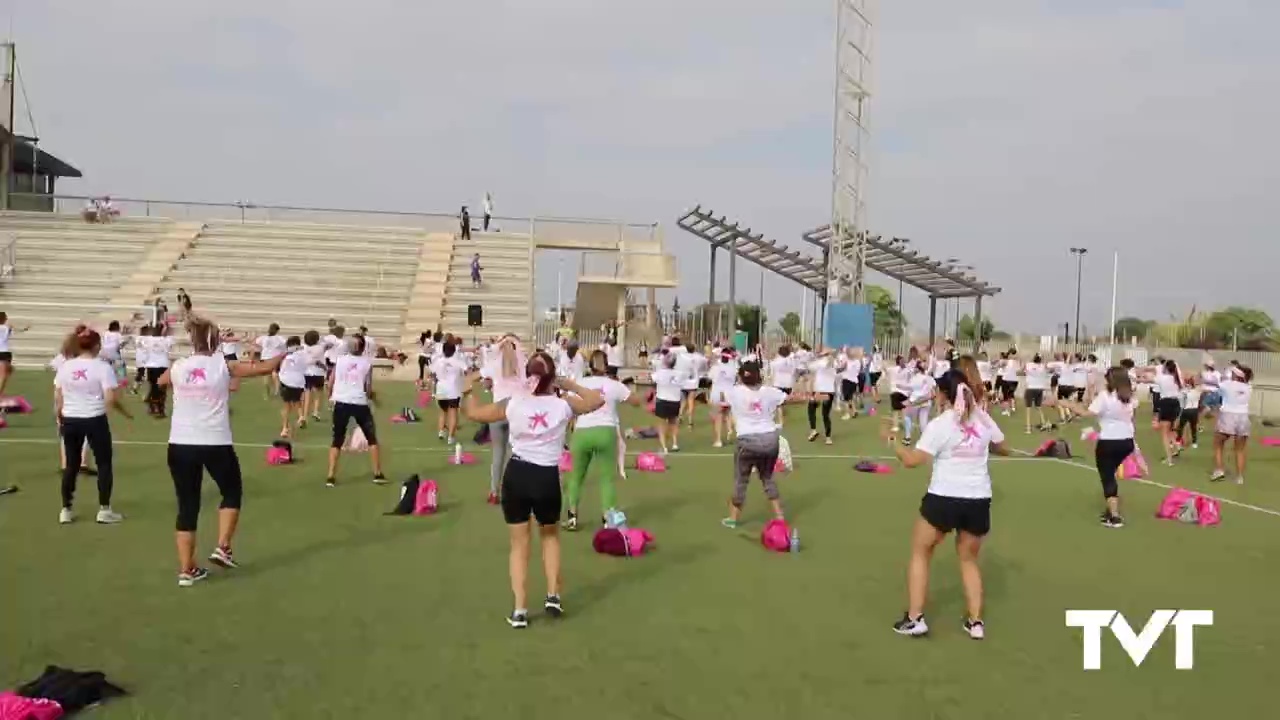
748, 400, 763, 413
528, 411, 549, 430
959, 423, 982, 445
72, 369, 89, 380
186, 368, 207, 383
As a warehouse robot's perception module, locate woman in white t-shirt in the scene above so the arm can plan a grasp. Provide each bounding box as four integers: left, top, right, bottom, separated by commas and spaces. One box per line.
901, 360, 935, 445
322, 326, 348, 391
769, 345, 797, 427
603, 336, 623, 378
722, 360, 809, 529
807, 349, 838, 445
50, 339, 96, 476
144, 329, 176, 417
277, 336, 309, 438
301, 330, 328, 422
838, 348, 865, 421
219, 328, 245, 363
998, 351, 1020, 415
482, 335, 528, 504
1150, 360, 1185, 466
558, 343, 587, 382
1062, 366, 1136, 528
1212, 366, 1253, 485
868, 346, 885, 404
326, 335, 386, 487
976, 352, 995, 404
463, 351, 604, 629
433, 341, 468, 445
1021, 354, 1052, 434
0, 311, 28, 398
253, 323, 288, 399
1175, 378, 1203, 450
158, 316, 284, 587
651, 350, 685, 453
886, 368, 1007, 640
100, 320, 129, 386
708, 350, 739, 447
562, 350, 642, 530
54, 328, 133, 525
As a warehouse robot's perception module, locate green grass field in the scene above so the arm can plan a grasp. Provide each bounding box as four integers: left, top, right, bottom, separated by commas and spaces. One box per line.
2, 371, 1278, 719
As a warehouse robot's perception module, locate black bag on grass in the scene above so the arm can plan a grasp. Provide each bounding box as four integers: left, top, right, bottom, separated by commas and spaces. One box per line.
387, 475, 421, 516
16, 665, 127, 714
1034, 438, 1072, 458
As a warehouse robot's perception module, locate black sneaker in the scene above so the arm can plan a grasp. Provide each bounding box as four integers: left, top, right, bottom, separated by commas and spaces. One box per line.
892, 613, 929, 636
964, 618, 985, 640
507, 610, 529, 629
325, 477, 336, 488
1101, 513, 1125, 529
372, 474, 388, 485
562, 511, 578, 532
544, 594, 564, 618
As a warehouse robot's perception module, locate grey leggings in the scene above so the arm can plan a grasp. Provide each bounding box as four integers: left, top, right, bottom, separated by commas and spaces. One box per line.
489, 421, 510, 494
733, 431, 781, 507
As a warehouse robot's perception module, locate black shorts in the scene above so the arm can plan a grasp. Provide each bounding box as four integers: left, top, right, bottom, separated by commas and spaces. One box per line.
332, 401, 378, 448
890, 392, 908, 411
1075, 387, 1086, 402
606, 365, 619, 379
869, 371, 882, 386
654, 399, 681, 420
681, 388, 695, 398
1000, 381, 1017, 401
304, 375, 325, 390
0, 351, 11, 364
698, 377, 712, 390
1050, 375, 1059, 389
1024, 389, 1045, 407
280, 384, 304, 403
920, 492, 991, 536
983, 381, 993, 393
841, 378, 858, 402
501, 456, 562, 526
1057, 385, 1075, 400
1156, 397, 1181, 423
224, 354, 237, 362
145, 367, 165, 383
777, 386, 793, 396
437, 398, 460, 410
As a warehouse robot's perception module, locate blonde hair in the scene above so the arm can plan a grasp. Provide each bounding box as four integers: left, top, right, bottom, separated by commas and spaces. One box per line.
186, 316, 220, 355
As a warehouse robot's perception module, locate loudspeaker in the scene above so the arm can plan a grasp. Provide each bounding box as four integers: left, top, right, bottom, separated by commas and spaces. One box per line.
467, 304, 483, 327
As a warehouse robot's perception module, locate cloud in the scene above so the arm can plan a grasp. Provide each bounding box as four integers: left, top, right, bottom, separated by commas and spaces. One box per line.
7, 0, 1276, 335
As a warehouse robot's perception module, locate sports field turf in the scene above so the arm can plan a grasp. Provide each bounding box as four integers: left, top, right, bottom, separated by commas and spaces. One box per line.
1, 371, 1278, 719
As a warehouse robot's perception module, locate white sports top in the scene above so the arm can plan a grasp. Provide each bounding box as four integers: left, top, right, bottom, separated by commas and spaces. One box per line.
169, 355, 233, 446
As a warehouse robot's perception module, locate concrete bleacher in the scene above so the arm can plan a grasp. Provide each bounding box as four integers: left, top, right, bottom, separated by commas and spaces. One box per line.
442, 232, 534, 340
157, 221, 433, 351
0, 212, 177, 365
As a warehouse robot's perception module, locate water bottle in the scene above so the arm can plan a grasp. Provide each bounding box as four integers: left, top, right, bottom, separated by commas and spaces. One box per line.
789, 528, 800, 553
454, 442, 463, 463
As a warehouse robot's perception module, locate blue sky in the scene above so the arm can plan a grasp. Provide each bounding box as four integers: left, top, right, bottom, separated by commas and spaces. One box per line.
5, 0, 1277, 335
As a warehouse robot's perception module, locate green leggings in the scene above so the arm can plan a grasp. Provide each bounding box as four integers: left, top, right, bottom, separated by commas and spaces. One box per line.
565, 426, 619, 515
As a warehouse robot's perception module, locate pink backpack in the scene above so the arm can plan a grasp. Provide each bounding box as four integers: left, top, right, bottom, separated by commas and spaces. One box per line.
390, 414, 407, 424
0, 414, 6, 430
414, 479, 439, 515
1117, 448, 1148, 480
0, 396, 32, 414
559, 451, 573, 473
636, 452, 666, 472
1156, 487, 1221, 526
265, 447, 291, 465
1260, 436, 1280, 447
761, 518, 791, 552
0, 691, 64, 720
592, 527, 655, 556
417, 390, 432, 408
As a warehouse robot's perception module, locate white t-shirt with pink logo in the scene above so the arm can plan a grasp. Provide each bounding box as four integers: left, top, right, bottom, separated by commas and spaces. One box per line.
55, 357, 116, 418
170, 355, 233, 446
505, 394, 574, 467
331, 355, 372, 405
728, 385, 787, 437
916, 409, 1004, 499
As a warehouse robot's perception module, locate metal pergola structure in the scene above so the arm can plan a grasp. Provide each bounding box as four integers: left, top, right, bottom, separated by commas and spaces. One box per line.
802, 223, 1001, 342
677, 206, 828, 337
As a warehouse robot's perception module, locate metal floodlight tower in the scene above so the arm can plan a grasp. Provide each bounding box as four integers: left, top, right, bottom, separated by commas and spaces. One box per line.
829, 0, 874, 304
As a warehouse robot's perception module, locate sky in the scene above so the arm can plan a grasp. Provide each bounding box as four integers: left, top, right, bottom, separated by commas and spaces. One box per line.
5, 0, 1277, 336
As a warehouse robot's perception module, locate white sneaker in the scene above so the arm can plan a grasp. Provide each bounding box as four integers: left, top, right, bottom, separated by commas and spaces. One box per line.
1210, 469, 1227, 481
59, 508, 75, 525
1235, 476, 1245, 485
712, 441, 723, 449
95, 508, 124, 524
964, 619, 985, 640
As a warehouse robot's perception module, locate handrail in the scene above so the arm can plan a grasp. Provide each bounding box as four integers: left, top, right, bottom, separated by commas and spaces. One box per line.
6, 192, 658, 230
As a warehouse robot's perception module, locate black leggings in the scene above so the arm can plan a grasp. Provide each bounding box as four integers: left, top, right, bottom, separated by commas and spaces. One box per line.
417, 355, 429, 381
1176, 409, 1200, 445
61, 415, 114, 508
1095, 438, 1134, 499
332, 402, 378, 448
145, 367, 166, 412
168, 444, 243, 532
808, 395, 834, 437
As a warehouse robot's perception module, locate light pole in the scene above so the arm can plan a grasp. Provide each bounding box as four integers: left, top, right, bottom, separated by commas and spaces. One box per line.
1069, 247, 1088, 345
945, 258, 974, 341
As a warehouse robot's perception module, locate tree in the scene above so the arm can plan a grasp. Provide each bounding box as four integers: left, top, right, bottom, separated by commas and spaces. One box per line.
1113, 317, 1155, 342
956, 314, 995, 343
736, 305, 766, 347
866, 285, 906, 337
1204, 306, 1276, 350
778, 311, 801, 338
